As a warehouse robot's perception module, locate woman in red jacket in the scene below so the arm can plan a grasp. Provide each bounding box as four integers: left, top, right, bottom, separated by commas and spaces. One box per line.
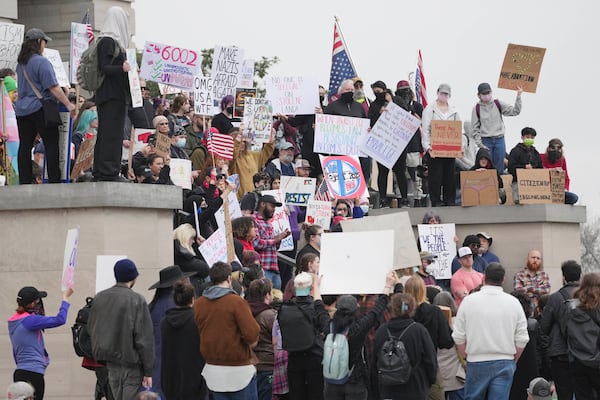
540, 138, 578, 204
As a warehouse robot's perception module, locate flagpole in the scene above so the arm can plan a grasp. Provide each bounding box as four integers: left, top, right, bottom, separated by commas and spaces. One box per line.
334, 17, 359, 77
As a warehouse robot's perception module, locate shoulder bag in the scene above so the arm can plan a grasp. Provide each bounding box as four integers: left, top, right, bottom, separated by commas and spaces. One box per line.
21, 66, 62, 127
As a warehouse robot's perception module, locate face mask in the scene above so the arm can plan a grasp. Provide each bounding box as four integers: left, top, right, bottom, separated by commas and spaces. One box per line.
480, 94, 492, 103
425, 264, 435, 274
226, 106, 234, 114
523, 138, 535, 147
340, 91, 354, 104
412, 266, 419, 273
360, 205, 369, 214
176, 137, 187, 148
437, 93, 449, 102
375, 92, 386, 102
547, 150, 561, 163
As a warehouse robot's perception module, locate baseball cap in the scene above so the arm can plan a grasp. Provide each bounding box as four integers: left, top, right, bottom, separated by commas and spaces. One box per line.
294, 272, 313, 296
17, 286, 47, 307
259, 194, 282, 207
25, 28, 52, 42
478, 82, 492, 94
396, 80, 410, 90
438, 83, 451, 95
278, 141, 294, 150
527, 377, 552, 400
419, 251, 438, 261
294, 159, 311, 169
458, 247, 472, 258
477, 232, 493, 246
336, 295, 358, 313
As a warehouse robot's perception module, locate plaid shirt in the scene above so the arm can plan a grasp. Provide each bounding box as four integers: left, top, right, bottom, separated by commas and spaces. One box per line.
253, 213, 279, 272
513, 268, 551, 297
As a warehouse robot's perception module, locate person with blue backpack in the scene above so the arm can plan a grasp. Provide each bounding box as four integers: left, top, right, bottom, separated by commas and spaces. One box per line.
322, 270, 398, 400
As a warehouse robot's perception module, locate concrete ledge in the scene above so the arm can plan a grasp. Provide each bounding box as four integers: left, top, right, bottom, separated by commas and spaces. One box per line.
0, 182, 182, 210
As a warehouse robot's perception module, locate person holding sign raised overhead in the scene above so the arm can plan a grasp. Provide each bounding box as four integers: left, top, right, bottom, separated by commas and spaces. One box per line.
421, 83, 461, 207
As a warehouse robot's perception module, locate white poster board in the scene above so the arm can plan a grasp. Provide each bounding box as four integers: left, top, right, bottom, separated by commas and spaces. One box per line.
360, 101, 421, 169
61, 227, 80, 291
266, 75, 319, 115
305, 200, 332, 228
239, 59, 254, 88
341, 212, 420, 270
280, 176, 316, 206
43, 48, 69, 87
320, 230, 394, 294
242, 97, 273, 146
126, 49, 143, 108
0, 22, 24, 70
314, 114, 370, 156
193, 76, 217, 116
140, 41, 201, 89
215, 191, 243, 231
199, 228, 228, 267
261, 189, 294, 251
417, 223, 456, 280
96, 255, 127, 293
69, 23, 89, 84
211, 45, 245, 102
169, 158, 192, 189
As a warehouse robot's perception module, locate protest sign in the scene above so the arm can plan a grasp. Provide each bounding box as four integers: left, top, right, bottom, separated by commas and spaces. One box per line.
342, 212, 420, 270
266, 75, 319, 115
517, 168, 552, 204
158, 83, 181, 95
154, 133, 171, 159
193, 76, 217, 116
0, 22, 24, 70
58, 109, 72, 182
43, 49, 69, 87
242, 97, 273, 147
320, 155, 366, 199
199, 228, 228, 267
261, 189, 294, 251
431, 120, 462, 158
211, 45, 245, 101
550, 169, 566, 204
140, 41, 201, 89
306, 200, 332, 228
280, 176, 316, 206
126, 49, 143, 108
460, 170, 499, 206
498, 43, 546, 93
215, 191, 243, 231
96, 255, 126, 293
169, 158, 192, 189
239, 59, 254, 88
61, 227, 80, 291
234, 87, 257, 118
70, 136, 96, 181
417, 223, 456, 279
314, 114, 370, 156
320, 230, 394, 295
360, 101, 421, 169
70, 23, 89, 84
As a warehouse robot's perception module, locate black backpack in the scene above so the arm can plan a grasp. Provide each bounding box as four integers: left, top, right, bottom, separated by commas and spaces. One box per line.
566, 301, 600, 368
71, 297, 94, 358
278, 300, 316, 352
377, 322, 415, 386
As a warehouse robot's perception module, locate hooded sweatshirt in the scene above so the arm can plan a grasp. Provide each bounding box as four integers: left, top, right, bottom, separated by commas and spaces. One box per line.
248, 301, 276, 371
470, 148, 504, 188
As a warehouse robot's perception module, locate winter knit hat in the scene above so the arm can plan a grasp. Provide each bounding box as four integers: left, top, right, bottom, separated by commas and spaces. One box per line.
114, 259, 139, 282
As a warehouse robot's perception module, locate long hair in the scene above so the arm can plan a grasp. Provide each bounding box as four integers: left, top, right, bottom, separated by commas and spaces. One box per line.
332, 298, 356, 334
17, 39, 43, 65
404, 276, 427, 305
574, 272, 600, 311
75, 109, 98, 133
232, 216, 256, 241
173, 223, 196, 253
298, 253, 318, 274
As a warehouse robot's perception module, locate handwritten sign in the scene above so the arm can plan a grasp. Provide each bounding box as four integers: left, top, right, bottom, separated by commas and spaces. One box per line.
70, 136, 96, 181
418, 223, 456, 280
158, 83, 181, 95
0, 22, 24, 70
261, 189, 294, 251
242, 97, 273, 147
517, 168, 552, 204
69, 23, 89, 84
360, 101, 421, 169
431, 120, 462, 158
306, 200, 332, 228
61, 227, 79, 291
126, 49, 143, 108
314, 114, 370, 156
43, 48, 69, 87
211, 45, 244, 102
234, 87, 257, 118
154, 133, 171, 158
200, 228, 229, 267
140, 41, 201, 89
320, 155, 366, 199
169, 158, 192, 189
498, 43, 546, 93
266, 75, 319, 115
460, 170, 499, 206
193, 76, 217, 116
239, 59, 254, 88
550, 169, 565, 204
281, 176, 316, 206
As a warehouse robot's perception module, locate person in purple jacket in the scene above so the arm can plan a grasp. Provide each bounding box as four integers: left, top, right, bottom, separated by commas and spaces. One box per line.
8, 286, 73, 400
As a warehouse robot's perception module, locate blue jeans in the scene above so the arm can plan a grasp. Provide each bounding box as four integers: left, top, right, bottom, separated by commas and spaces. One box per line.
448, 388, 465, 400
211, 374, 257, 400
482, 136, 506, 175
256, 371, 273, 400
264, 270, 282, 290
464, 359, 516, 400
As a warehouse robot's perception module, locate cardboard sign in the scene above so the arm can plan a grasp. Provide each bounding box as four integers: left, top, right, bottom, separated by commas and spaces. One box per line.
306, 200, 332, 228
239, 59, 254, 88
70, 136, 96, 180
516, 168, 552, 204
69, 23, 89, 83
498, 43, 546, 93
261, 189, 294, 251
169, 158, 192, 189
211, 45, 245, 102
140, 41, 201, 89
431, 120, 463, 158
550, 169, 566, 204
242, 97, 273, 147
460, 170, 499, 206
266, 75, 319, 115
341, 212, 421, 270
127, 49, 143, 108
43, 48, 69, 87
199, 228, 229, 267
314, 114, 370, 156
280, 176, 316, 206
61, 227, 80, 291
320, 230, 395, 295
320, 155, 366, 199
154, 133, 171, 158
234, 87, 257, 118
360, 101, 421, 169
193, 76, 217, 116
96, 255, 127, 293
417, 223, 456, 280
0, 22, 24, 70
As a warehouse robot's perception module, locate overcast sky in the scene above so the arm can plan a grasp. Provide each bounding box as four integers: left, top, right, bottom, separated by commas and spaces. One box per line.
134, 0, 600, 218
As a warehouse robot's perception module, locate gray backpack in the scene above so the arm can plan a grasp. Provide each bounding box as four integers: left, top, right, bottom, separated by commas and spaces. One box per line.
77, 38, 120, 91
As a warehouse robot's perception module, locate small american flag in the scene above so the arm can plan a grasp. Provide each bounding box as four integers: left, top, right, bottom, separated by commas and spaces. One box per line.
327, 19, 357, 103
314, 179, 332, 202
415, 49, 428, 109
83, 11, 94, 44
207, 130, 234, 160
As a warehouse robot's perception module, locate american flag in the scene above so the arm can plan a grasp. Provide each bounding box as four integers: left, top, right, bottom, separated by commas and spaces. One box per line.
314, 179, 332, 202
83, 11, 94, 44
415, 49, 428, 109
207, 130, 234, 160
327, 20, 357, 103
